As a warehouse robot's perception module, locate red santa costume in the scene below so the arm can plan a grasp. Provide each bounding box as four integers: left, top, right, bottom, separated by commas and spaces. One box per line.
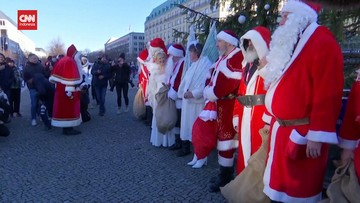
137, 48, 149, 105
233, 26, 271, 175
203, 30, 243, 192
167, 44, 187, 155
49, 45, 83, 129
339, 77, 360, 184
260, 1, 344, 202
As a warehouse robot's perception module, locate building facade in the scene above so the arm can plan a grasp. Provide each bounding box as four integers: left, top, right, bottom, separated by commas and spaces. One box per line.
104, 32, 145, 64
144, 0, 232, 45
0, 10, 37, 64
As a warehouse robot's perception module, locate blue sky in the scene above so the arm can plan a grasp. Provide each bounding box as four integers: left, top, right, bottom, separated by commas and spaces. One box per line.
1, 0, 166, 51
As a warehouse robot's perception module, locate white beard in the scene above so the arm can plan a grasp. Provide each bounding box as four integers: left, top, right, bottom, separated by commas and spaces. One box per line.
218, 49, 225, 57
243, 48, 259, 63
263, 13, 312, 88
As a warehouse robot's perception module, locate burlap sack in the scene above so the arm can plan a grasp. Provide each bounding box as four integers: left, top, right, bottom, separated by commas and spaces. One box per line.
220, 127, 271, 203
155, 84, 177, 134
133, 88, 146, 119
320, 159, 360, 203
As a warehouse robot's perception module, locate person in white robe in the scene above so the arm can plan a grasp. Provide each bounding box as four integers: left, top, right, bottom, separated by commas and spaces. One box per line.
177, 42, 212, 167
147, 50, 176, 147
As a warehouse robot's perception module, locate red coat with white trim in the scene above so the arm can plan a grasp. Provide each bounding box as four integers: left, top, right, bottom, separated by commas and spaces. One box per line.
168, 59, 184, 109
233, 65, 266, 175
49, 53, 83, 128
138, 63, 149, 101
203, 48, 243, 151
339, 81, 360, 183
262, 24, 344, 202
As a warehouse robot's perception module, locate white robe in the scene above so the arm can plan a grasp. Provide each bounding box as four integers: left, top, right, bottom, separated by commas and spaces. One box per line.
177, 56, 212, 141
147, 62, 175, 147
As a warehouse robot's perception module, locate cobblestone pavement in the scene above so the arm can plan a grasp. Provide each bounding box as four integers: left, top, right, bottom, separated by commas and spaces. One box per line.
0, 85, 227, 202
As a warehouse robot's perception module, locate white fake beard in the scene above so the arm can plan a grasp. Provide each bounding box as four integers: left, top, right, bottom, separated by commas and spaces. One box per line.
243, 48, 259, 63
218, 48, 225, 57
263, 13, 312, 88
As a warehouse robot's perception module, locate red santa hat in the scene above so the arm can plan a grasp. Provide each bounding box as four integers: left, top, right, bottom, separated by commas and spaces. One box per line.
137, 48, 148, 64
168, 44, 185, 57
66, 44, 78, 58
217, 30, 239, 46
240, 26, 271, 60
148, 38, 167, 56
282, 0, 322, 23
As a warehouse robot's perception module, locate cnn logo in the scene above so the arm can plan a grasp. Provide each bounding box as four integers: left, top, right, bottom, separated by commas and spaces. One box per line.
18, 10, 37, 30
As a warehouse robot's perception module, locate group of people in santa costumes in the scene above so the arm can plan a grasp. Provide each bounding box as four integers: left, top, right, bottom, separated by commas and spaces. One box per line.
137, 0, 359, 199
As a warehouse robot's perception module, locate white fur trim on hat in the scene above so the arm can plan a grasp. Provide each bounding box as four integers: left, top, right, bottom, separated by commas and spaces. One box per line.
241, 30, 269, 60
168, 46, 184, 57
217, 31, 238, 46
282, 0, 318, 23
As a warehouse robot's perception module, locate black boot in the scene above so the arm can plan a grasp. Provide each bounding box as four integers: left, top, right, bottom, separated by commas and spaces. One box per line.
62, 127, 81, 135
169, 134, 182, 150
177, 140, 191, 157
144, 106, 153, 126
209, 166, 234, 193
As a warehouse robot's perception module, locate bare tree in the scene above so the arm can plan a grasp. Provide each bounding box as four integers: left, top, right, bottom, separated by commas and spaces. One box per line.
81, 48, 91, 56
47, 37, 65, 56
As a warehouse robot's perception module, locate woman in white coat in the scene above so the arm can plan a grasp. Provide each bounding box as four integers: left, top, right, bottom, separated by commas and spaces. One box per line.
147, 50, 176, 147
177, 42, 212, 166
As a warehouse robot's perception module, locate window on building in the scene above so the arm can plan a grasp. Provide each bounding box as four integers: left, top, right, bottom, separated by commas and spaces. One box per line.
134, 36, 137, 39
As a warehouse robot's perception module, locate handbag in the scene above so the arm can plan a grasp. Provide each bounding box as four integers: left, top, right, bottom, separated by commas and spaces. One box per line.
155, 84, 177, 134
320, 159, 360, 203
220, 127, 271, 203
133, 88, 146, 119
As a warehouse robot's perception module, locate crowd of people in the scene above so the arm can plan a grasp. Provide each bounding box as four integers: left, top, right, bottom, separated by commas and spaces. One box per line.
135, 0, 359, 202
0, 43, 136, 136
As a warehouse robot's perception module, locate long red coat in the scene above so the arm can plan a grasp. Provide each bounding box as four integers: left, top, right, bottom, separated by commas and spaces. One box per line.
203, 48, 243, 165
138, 63, 149, 102
168, 59, 184, 109
49, 49, 82, 127
263, 24, 344, 202
339, 81, 360, 183
233, 67, 266, 175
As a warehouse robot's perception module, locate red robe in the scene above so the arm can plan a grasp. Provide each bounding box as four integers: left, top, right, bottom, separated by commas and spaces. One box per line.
203, 48, 243, 166
339, 81, 360, 183
49, 51, 82, 127
138, 63, 149, 103
233, 66, 266, 175
168, 59, 184, 109
263, 24, 344, 202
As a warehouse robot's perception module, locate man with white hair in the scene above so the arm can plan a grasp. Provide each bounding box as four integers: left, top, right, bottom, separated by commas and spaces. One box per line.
203, 30, 243, 192
259, 0, 344, 202
233, 26, 271, 175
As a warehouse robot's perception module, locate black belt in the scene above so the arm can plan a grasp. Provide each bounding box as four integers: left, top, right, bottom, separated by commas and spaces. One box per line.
237, 94, 265, 108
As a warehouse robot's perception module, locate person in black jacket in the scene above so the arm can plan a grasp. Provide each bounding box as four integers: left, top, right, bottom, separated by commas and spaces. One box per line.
111, 53, 133, 114
91, 54, 111, 116
0, 53, 15, 107
22, 53, 46, 126
32, 73, 55, 130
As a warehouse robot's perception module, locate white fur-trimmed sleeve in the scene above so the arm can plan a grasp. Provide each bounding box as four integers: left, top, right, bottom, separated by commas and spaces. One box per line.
65, 86, 75, 92
203, 86, 217, 102
338, 137, 359, 150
